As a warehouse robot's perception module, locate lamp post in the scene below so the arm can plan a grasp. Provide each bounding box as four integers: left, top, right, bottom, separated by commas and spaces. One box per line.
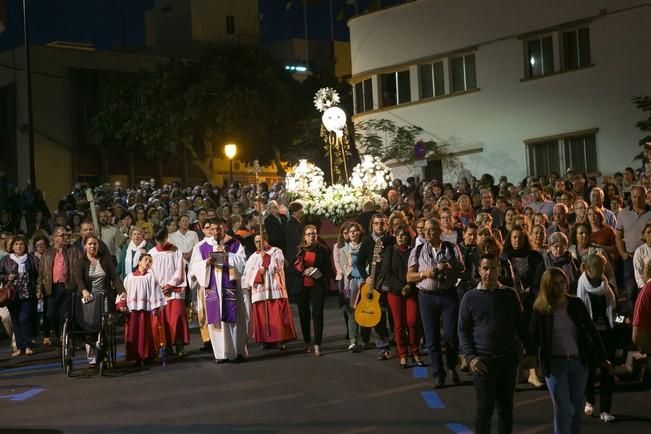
224, 143, 237, 185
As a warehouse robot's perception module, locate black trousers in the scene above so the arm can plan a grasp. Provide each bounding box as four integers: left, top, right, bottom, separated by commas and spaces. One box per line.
472, 354, 518, 434
296, 283, 325, 346
46, 284, 72, 338
360, 291, 390, 349
586, 328, 616, 413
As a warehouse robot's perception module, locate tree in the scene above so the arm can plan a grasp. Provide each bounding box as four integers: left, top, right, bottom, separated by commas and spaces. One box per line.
354, 118, 457, 167
633, 96, 651, 161
88, 44, 309, 182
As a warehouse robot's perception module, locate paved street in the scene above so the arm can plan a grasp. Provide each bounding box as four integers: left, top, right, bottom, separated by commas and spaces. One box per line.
1, 296, 650, 434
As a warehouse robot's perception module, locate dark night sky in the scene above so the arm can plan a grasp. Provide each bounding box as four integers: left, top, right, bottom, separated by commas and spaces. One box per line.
0, 0, 154, 51
0, 0, 403, 51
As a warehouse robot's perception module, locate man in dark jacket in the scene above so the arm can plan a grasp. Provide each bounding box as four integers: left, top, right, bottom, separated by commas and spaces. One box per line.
357, 214, 395, 360
263, 200, 287, 253
285, 201, 304, 262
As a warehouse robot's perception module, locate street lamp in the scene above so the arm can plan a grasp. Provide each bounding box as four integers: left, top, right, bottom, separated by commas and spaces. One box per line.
224, 143, 237, 185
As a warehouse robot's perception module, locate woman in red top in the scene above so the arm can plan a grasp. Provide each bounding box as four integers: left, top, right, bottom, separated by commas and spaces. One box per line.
292, 225, 331, 356
587, 206, 616, 258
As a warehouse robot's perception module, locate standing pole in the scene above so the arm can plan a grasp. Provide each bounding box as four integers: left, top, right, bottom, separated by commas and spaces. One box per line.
303, 0, 309, 70
329, 0, 334, 42
22, 0, 36, 188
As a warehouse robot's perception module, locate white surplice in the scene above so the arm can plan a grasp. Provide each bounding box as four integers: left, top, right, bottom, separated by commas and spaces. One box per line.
188, 237, 251, 360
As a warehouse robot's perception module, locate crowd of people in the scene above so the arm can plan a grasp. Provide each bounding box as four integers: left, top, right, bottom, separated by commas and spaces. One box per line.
1, 167, 651, 434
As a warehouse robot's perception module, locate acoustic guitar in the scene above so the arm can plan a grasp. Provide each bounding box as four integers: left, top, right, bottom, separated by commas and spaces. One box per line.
354, 239, 383, 328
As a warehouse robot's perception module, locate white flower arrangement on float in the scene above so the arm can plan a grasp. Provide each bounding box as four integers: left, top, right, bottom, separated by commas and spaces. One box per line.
285, 155, 390, 224
285, 159, 325, 199
350, 155, 393, 193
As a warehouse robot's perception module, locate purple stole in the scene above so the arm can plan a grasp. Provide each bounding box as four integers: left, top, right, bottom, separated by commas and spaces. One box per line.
199, 239, 241, 324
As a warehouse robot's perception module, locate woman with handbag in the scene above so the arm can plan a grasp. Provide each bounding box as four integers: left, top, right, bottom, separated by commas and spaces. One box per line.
292, 224, 331, 357
74, 234, 125, 367
530, 267, 612, 434
0, 235, 40, 356
378, 224, 422, 369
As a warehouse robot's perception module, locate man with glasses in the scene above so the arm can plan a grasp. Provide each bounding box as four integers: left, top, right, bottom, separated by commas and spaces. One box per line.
189, 219, 249, 363
36, 226, 75, 342
358, 214, 395, 360
407, 218, 464, 388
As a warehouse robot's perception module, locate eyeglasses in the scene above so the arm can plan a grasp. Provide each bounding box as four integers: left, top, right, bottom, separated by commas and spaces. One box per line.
305, 232, 317, 236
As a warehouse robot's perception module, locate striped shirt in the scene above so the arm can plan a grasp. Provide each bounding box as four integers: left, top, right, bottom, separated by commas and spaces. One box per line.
408, 241, 463, 292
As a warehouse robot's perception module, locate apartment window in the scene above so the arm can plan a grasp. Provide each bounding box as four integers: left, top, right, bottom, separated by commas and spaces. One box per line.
527, 132, 597, 176
380, 70, 411, 107
354, 78, 373, 114
526, 35, 554, 77
226, 15, 236, 34
450, 54, 476, 93
563, 28, 590, 69
419, 61, 445, 99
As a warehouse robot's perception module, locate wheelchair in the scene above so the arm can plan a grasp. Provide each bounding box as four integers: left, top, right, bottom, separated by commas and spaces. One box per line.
60, 290, 117, 377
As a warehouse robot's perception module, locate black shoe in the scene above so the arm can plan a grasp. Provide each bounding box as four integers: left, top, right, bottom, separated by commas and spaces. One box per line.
378, 350, 390, 361
234, 354, 246, 363
200, 342, 213, 352
215, 359, 229, 364
433, 377, 446, 389
400, 358, 408, 369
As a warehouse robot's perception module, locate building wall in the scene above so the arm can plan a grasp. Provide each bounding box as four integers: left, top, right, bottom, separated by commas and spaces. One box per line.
190, 0, 259, 44
0, 46, 165, 210
349, 1, 651, 183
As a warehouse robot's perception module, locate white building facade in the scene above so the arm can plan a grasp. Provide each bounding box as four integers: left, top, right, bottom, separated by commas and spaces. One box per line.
349, 0, 651, 184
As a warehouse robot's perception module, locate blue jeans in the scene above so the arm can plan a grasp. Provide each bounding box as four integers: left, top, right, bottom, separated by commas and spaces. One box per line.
418, 290, 458, 379
8, 298, 36, 350
545, 358, 589, 434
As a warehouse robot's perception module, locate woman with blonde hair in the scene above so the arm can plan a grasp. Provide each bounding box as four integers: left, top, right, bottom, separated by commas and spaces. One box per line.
455, 194, 475, 227
530, 267, 612, 434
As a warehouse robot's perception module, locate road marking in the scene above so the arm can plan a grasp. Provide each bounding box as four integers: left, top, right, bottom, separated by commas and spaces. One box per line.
0, 352, 125, 375
421, 391, 445, 408
413, 366, 428, 378
514, 395, 548, 408
0, 387, 45, 401
305, 383, 423, 408
445, 423, 472, 433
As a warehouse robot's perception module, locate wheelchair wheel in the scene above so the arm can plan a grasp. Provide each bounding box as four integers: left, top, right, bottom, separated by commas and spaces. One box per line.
61, 318, 74, 377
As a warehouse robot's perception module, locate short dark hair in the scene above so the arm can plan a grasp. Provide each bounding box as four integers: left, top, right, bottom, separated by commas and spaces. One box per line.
155, 226, 168, 244
479, 253, 499, 264
289, 201, 303, 215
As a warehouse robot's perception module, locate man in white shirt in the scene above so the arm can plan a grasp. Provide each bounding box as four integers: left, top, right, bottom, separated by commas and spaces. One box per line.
169, 215, 199, 261
99, 209, 122, 262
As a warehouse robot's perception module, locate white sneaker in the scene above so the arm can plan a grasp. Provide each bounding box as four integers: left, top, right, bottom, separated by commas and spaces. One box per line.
313, 345, 321, 357
584, 403, 594, 416
600, 412, 615, 423
347, 343, 356, 351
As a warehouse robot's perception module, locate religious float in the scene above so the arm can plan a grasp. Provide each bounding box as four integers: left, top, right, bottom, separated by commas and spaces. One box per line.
285, 88, 393, 235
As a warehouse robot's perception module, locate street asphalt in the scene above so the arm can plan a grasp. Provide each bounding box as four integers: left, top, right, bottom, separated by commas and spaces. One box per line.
1, 296, 650, 434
